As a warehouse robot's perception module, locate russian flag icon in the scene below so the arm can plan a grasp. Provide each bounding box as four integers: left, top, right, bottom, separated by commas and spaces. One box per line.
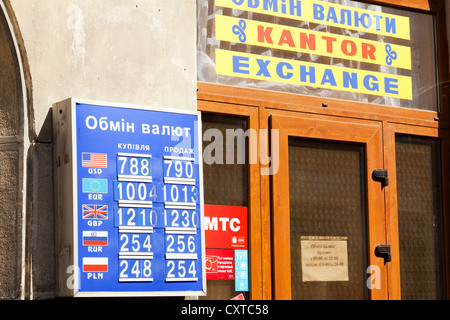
82, 231, 108, 246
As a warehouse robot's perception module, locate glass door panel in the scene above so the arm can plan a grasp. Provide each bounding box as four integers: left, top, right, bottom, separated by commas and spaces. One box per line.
289, 139, 368, 299
200, 113, 250, 300
395, 135, 445, 299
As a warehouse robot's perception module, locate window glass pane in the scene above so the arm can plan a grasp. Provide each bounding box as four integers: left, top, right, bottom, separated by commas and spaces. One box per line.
200, 113, 250, 300
202, 114, 248, 206
396, 135, 445, 299
289, 138, 368, 299
198, 0, 437, 110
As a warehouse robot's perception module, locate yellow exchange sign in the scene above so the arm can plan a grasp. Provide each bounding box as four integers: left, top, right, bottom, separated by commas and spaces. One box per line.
216, 15, 412, 70
215, 49, 413, 100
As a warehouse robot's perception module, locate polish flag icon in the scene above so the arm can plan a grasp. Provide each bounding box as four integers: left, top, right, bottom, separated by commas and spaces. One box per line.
83, 257, 108, 272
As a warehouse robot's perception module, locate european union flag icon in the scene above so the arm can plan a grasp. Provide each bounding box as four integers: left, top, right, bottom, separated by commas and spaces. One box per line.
82, 178, 108, 193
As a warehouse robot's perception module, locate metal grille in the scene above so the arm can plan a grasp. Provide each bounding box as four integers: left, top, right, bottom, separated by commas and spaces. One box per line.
396, 135, 445, 300
289, 138, 368, 299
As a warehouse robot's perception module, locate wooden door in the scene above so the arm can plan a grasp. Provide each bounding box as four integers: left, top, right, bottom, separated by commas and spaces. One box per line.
270, 111, 387, 299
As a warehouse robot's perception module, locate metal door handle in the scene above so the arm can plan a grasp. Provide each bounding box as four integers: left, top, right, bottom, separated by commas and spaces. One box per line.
372, 169, 389, 187
375, 245, 391, 263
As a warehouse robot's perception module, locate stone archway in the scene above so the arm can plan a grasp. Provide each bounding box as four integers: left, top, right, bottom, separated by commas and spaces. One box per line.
0, 2, 25, 299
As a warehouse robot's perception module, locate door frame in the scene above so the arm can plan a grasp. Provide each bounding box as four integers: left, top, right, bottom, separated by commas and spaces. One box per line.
197, 99, 264, 299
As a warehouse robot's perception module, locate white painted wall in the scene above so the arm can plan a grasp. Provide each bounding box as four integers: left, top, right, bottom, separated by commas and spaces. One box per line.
10, 0, 197, 137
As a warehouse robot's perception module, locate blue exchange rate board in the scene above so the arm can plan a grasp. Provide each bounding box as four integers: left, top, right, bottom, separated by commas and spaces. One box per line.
75, 102, 205, 295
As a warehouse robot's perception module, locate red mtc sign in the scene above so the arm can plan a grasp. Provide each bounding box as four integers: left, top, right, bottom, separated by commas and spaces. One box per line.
204, 204, 248, 250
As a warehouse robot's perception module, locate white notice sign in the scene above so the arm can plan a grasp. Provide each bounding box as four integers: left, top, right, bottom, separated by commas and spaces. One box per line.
301, 236, 349, 282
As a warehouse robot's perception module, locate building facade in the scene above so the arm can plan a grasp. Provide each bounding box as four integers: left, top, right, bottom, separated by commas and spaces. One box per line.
0, 0, 450, 299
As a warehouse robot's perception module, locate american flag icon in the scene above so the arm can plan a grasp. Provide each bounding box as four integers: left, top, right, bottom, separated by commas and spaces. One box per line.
82, 204, 108, 220
82, 152, 107, 168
